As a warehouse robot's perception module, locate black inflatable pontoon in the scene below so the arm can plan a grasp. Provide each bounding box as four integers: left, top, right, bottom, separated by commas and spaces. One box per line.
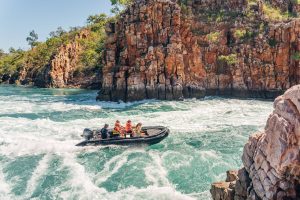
76, 126, 169, 146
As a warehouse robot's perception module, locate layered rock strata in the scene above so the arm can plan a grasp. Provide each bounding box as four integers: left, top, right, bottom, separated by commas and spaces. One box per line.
99, 0, 300, 101
211, 85, 300, 200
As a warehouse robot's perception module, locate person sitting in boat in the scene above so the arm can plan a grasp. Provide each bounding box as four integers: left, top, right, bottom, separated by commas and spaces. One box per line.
113, 120, 123, 137
135, 123, 144, 137
100, 124, 109, 139
125, 120, 133, 137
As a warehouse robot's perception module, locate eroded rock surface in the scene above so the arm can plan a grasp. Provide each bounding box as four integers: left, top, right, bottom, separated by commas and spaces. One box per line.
211, 85, 300, 200
48, 31, 86, 88
99, 0, 300, 101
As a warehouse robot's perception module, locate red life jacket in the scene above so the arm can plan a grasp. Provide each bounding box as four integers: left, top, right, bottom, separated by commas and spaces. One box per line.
125, 122, 132, 132
114, 123, 121, 132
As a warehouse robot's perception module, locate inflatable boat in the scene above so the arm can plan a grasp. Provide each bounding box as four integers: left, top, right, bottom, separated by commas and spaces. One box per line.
76, 126, 169, 146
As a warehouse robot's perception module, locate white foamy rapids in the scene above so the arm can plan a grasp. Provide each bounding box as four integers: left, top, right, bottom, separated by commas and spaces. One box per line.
93, 99, 273, 134
0, 165, 11, 200
161, 151, 193, 170
64, 185, 198, 200
0, 99, 102, 115
0, 119, 80, 157
0, 86, 274, 200
60, 154, 197, 200
145, 151, 171, 187
23, 154, 52, 199
94, 151, 130, 185
60, 153, 108, 199
0, 98, 272, 157
35, 151, 200, 200
141, 99, 272, 132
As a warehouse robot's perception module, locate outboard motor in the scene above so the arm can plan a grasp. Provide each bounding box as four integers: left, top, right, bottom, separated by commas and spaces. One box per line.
82, 128, 93, 141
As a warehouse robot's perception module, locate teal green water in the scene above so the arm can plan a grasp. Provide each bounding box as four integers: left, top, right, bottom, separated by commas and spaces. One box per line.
0, 85, 273, 200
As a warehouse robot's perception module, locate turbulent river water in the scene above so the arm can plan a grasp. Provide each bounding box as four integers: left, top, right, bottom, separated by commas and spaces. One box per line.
0, 85, 273, 200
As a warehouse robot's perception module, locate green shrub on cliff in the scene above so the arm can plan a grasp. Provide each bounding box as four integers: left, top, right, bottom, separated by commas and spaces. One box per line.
247, 0, 258, 5
204, 10, 241, 22
292, 52, 300, 61
262, 3, 293, 21
207, 32, 221, 43
234, 29, 247, 39
268, 38, 278, 47
234, 29, 254, 41
76, 14, 108, 73
218, 54, 238, 65
0, 49, 25, 75
77, 31, 105, 73
25, 41, 59, 72
110, 0, 132, 14
87, 13, 108, 32
178, 0, 191, 15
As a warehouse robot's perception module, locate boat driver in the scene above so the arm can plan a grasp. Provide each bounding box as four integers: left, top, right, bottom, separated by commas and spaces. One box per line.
100, 124, 109, 139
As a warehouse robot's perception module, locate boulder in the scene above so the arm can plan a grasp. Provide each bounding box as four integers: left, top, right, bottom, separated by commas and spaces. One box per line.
212, 85, 300, 200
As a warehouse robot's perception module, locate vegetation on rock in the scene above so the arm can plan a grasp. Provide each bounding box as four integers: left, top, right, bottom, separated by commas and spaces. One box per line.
0, 49, 25, 75
292, 51, 300, 61
110, 0, 132, 14
218, 54, 238, 65
0, 12, 109, 86
0, 0, 131, 87
262, 2, 292, 21
207, 32, 221, 43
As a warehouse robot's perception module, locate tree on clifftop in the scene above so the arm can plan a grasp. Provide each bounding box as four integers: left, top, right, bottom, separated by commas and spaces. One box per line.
49, 27, 66, 38
110, 0, 131, 14
87, 13, 107, 25
0, 49, 5, 58
26, 30, 39, 48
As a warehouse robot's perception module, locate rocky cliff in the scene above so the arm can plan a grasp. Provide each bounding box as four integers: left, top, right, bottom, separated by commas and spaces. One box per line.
19, 29, 101, 89
98, 0, 300, 101
1, 29, 101, 89
211, 85, 300, 200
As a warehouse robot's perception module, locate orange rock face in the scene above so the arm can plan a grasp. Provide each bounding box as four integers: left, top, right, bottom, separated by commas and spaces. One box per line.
49, 35, 83, 88
99, 0, 300, 101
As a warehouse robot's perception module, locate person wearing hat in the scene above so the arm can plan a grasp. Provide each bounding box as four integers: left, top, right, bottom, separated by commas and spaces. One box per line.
100, 124, 109, 139
135, 123, 144, 137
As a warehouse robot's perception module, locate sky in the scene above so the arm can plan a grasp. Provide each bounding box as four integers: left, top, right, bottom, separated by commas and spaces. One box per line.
0, 0, 112, 52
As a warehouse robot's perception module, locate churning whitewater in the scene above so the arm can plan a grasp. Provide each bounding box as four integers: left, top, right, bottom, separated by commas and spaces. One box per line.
0, 85, 273, 200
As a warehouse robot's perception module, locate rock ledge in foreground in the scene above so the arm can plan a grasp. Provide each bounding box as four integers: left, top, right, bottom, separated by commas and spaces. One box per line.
211, 85, 300, 200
